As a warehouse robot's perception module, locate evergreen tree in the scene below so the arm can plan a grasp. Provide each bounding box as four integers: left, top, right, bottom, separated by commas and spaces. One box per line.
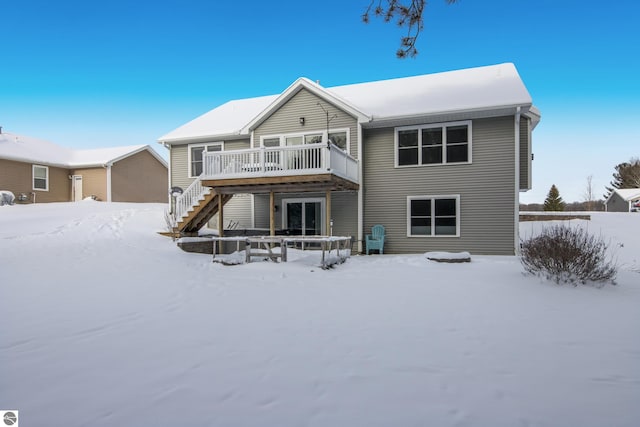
604, 158, 640, 198
543, 184, 566, 211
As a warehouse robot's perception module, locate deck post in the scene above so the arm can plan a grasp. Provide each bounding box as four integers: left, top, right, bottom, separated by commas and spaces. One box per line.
325, 190, 331, 236
217, 192, 224, 253
270, 191, 275, 236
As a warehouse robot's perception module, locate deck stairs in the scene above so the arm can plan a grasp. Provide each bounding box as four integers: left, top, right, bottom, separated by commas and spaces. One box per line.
172, 176, 232, 235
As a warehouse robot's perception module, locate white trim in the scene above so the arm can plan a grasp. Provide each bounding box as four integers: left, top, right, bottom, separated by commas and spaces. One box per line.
259, 127, 351, 154
32, 164, 49, 191
406, 195, 461, 238
357, 122, 364, 253
282, 197, 326, 235
165, 143, 172, 204
514, 107, 521, 255
105, 145, 168, 169
106, 164, 112, 202
241, 78, 370, 133
187, 142, 224, 178
394, 120, 472, 168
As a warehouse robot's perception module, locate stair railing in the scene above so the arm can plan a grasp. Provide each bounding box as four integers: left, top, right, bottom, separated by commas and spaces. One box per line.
173, 175, 211, 223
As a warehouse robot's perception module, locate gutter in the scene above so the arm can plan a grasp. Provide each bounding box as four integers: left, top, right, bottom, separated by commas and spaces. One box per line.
158, 131, 246, 145
363, 103, 534, 128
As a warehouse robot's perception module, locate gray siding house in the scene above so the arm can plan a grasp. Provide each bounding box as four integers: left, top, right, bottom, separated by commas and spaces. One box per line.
605, 188, 640, 212
159, 63, 540, 255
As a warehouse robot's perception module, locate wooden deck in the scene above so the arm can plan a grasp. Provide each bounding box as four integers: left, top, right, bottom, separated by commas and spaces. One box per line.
202, 173, 359, 194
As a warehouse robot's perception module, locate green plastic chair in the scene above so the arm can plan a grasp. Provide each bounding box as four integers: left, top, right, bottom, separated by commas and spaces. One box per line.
366, 225, 385, 255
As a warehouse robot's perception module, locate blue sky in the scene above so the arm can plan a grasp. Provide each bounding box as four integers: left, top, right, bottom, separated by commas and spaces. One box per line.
2, 0, 639, 203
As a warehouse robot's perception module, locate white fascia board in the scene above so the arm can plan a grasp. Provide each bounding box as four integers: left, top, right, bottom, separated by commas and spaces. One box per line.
107, 145, 168, 168
523, 105, 541, 129
371, 103, 533, 123
0, 155, 70, 169
158, 132, 246, 146
241, 78, 370, 133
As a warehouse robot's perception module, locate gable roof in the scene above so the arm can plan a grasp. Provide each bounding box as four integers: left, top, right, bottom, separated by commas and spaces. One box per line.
159, 63, 537, 143
0, 132, 167, 168
240, 78, 371, 134
607, 188, 640, 203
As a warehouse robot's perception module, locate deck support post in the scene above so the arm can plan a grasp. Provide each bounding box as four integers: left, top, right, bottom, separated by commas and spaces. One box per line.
269, 191, 275, 236
325, 190, 331, 236
217, 191, 224, 253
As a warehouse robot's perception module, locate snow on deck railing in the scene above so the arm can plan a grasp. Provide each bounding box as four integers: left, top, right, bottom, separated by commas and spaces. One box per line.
174, 175, 210, 221
203, 142, 358, 183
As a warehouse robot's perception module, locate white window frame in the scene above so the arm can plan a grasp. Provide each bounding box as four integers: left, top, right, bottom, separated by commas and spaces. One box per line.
260, 127, 351, 154
32, 165, 49, 191
395, 120, 472, 168
188, 142, 224, 178
282, 197, 326, 235
406, 195, 461, 237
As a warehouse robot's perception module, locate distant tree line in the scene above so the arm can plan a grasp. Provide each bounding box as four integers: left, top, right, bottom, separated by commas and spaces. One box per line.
520, 201, 606, 212
522, 158, 638, 211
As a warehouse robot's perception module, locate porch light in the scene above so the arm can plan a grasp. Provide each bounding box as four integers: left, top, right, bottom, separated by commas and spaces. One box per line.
299, 117, 305, 125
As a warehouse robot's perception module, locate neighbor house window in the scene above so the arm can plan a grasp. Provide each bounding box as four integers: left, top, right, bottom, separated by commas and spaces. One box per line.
189, 142, 223, 177
33, 165, 49, 191
407, 195, 460, 237
396, 121, 471, 167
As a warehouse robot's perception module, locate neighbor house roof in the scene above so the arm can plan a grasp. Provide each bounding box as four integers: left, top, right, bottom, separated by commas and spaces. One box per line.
159, 63, 538, 143
0, 132, 167, 168
607, 188, 640, 203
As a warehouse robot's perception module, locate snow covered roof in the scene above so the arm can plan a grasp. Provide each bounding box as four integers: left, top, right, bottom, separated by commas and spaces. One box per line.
0, 132, 167, 168
159, 63, 537, 143
611, 188, 640, 202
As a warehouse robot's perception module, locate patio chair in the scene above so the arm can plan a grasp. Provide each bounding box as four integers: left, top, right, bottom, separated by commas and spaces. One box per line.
366, 224, 385, 255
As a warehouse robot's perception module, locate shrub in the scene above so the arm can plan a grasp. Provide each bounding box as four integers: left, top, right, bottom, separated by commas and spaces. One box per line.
520, 224, 617, 286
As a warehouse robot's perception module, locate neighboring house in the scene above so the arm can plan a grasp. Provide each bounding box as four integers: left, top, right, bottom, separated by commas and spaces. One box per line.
605, 188, 640, 212
0, 131, 168, 203
159, 63, 540, 255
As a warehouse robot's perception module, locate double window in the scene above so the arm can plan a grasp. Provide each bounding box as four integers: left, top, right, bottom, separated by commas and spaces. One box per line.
189, 143, 223, 177
407, 195, 460, 237
33, 165, 49, 191
396, 121, 471, 167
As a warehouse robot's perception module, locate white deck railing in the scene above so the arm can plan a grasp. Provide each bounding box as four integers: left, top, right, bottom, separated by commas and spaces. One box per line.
202, 142, 358, 183
174, 175, 211, 221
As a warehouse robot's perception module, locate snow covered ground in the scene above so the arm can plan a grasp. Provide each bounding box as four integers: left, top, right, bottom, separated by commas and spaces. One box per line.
1, 202, 639, 427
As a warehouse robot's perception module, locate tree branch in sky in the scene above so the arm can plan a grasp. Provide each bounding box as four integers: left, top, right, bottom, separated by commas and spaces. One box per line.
363, 0, 458, 58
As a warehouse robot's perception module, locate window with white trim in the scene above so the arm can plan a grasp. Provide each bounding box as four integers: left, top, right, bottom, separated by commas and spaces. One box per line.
189, 142, 223, 177
407, 195, 460, 237
33, 165, 49, 191
260, 128, 350, 153
396, 121, 471, 167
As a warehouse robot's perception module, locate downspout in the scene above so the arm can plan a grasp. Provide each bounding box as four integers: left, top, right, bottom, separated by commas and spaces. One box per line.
106, 163, 113, 202
514, 107, 521, 255
162, 141, 172, 206
357, 122, 364, 253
